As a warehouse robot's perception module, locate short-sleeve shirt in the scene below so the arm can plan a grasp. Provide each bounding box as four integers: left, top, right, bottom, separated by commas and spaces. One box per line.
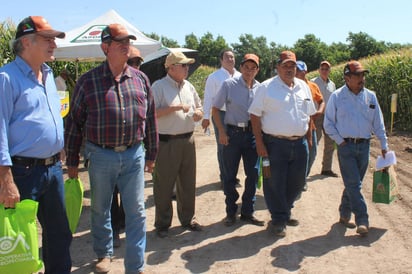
248, 76, 316, 136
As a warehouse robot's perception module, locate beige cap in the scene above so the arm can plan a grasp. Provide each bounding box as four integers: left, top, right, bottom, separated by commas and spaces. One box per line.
164, 51, 195, 68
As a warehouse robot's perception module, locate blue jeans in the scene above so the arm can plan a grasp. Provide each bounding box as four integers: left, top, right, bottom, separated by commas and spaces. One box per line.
262, 134, 308, 224
222, 127, 258, 216
12, 161, 72, 274
212, 110, 228, 183
85, 142, 146, 274
306, 130, 317, 177
337, 141, 370, 226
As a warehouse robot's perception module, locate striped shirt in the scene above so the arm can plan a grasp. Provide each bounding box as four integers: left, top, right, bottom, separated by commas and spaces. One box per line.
65, 62, 158, 166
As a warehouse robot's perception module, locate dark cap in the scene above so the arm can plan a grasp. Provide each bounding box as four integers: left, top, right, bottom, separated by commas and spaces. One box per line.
15, 16, 65, 39
241, 53, 260, 67
101, 24, 136, 42
344, 61, 369, 75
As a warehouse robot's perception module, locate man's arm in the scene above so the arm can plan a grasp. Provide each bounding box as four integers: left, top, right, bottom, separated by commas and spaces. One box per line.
250, 114, 268, 157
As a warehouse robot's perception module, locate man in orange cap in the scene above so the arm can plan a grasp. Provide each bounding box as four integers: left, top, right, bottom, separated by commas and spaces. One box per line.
0, 16, 72, 273
324, 60, 388, 236
212, 53, 264, 227
65, 23, 158, 273
249, 51, 316, 237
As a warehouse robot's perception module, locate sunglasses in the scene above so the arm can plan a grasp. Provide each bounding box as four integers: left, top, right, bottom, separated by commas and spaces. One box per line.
173, 63, 190, 68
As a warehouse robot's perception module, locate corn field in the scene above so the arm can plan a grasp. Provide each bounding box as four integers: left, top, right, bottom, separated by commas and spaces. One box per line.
308, 48, 412, 132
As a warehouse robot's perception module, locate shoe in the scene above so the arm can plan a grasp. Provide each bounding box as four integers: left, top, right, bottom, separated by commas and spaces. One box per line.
356, 225, 369, 236
183, 220, 202, 231
339, 217, 356, 229
113, 232, 121, 248
96, 257, 111, 273
224, 215, 236, 226
156, 228, 168, 238
321, 170, 339, 177
271, 223, 286, 237
302, 183, 308, 191
286, 218, 299, 226
240, 214, 265, 226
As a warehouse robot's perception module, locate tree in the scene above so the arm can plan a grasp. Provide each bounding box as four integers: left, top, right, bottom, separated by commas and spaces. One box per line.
197, 32, 229, 67
231, 34, 272, 81
145, 32, 180, 48
293, 34, 328, 71
184, 33, 199, 50
346, 31, 388, 60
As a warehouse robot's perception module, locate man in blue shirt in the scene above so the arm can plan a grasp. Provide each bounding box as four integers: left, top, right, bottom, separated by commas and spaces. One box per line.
0, 16, 72, 273
324, 60, 388, 236
212, 54, 264, 227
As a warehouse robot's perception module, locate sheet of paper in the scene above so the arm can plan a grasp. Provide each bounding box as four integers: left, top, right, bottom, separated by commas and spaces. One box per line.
376, 150, 397, 170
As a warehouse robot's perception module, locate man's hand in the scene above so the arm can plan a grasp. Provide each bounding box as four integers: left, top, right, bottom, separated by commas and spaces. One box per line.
201, 119, 210, 129
67, 166, 79, 179
145, 160, 155, 174
0, 166, 20, 208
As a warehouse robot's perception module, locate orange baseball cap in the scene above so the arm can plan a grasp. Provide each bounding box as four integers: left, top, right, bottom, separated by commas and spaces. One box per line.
101, 24, 136, 42
344, 61, 369, 75
15, 16, 65, 39
278, 51, 296, 64
241, 53, 259, 67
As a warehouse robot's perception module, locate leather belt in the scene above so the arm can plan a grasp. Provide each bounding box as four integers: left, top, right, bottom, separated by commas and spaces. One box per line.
12, 153, 60, 167
90, 142, 133, 152
344, 138, 370, 144
271, 135, 304, 141
159, 132, 193, 142
227, 124, 251, 132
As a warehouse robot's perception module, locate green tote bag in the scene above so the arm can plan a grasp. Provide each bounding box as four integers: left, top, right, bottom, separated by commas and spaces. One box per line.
0, 199, 43, 273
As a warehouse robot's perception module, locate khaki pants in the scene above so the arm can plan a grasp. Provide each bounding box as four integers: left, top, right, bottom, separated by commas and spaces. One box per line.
315, 115, 336, 171
153, 135, 196, 229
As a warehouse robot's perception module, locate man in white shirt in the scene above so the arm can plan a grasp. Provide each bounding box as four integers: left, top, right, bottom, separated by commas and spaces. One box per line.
202, 49, 241, 186
249, 51, 316, 237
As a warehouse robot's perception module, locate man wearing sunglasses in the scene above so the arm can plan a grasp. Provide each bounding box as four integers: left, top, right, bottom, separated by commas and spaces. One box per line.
151, 51, 203, 238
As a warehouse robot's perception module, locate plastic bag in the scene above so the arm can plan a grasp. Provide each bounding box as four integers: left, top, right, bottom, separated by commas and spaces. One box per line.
0, 199, 43, 273
64, 178, 84, 233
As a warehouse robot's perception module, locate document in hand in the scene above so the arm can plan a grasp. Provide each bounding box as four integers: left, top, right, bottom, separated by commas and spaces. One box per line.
375, 150, 397, 170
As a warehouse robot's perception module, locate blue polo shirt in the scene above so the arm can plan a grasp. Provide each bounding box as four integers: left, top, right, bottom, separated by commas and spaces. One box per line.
213, 75, 260, 126
0, 56, 64, 165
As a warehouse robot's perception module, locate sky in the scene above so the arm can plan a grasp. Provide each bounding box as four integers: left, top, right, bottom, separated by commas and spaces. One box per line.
1, 0, 411, 47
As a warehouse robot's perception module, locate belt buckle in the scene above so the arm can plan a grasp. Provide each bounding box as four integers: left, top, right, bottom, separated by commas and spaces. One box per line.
44, 157, 54, 165
113, 145, 127, 152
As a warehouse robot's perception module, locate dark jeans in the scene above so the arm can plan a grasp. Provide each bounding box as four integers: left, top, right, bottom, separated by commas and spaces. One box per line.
12, 161, 72, 274
212, 110, 227, 183
222, 127, 258, 216
262, 134, 308, 224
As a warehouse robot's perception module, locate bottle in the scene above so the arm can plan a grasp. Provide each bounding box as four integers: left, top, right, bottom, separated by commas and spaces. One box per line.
262, 157, 271, 179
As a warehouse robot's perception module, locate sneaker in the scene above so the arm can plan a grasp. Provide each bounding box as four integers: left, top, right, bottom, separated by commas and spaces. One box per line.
321, 170, 339, 177
96, 257, 111, 273
240, 214, 265, 226
224, 215, 236, 226
339, 217, 356, 229
356, 225, 369, 236
286, 218, 299, 226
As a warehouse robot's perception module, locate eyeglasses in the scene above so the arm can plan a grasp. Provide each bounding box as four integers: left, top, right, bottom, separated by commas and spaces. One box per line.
173, 63, 190, 68
127, 60, 142, 67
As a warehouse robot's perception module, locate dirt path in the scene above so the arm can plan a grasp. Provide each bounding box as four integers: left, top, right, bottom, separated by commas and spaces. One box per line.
67, 127, 412, 274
